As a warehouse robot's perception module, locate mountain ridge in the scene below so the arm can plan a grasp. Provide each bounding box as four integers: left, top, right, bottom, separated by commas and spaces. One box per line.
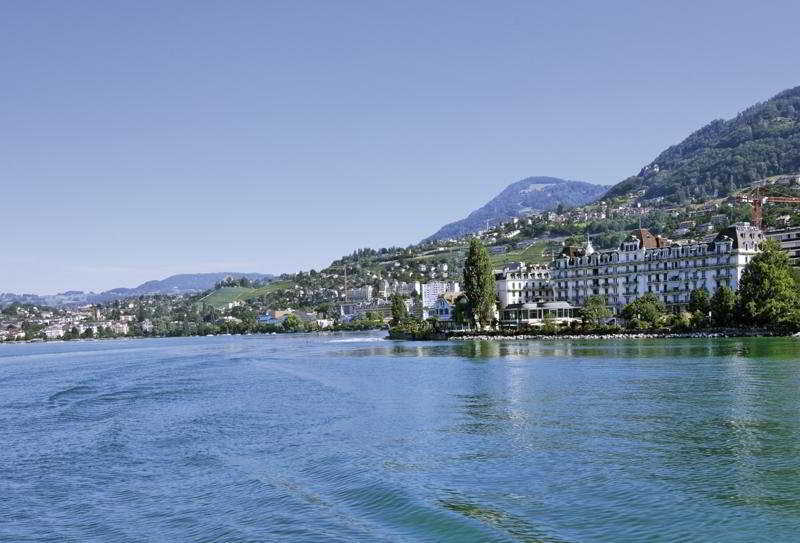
603, 85, 800, 203
423, 176, 608, 242
0, 272, 274, 308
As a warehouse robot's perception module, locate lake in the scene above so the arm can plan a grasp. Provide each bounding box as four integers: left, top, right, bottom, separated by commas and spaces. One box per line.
2, 333, 800, 542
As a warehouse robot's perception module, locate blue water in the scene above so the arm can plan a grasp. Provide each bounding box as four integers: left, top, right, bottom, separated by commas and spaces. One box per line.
2, 333, 800, 542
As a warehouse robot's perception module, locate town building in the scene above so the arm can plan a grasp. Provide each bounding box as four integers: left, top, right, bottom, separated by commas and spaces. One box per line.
499, 301, 579, 328
551, 225, 764, 313
494, 262, 553, 308
44, 326, 65, 339
765, 226, 800, 267
429, 291, 462, 322
377, 279, 420, 298
421, 281, 460, 318
344, 286, 372, 302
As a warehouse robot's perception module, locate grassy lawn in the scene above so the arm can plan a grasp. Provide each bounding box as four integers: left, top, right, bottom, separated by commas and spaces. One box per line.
243, 280, 293, 299
195, 280, 294, 309
196, 286, 256, 309
409, 247, 467, 262
489, 239, 561, 267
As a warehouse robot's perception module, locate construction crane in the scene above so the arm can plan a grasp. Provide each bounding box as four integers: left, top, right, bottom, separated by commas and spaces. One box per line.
738, 187, 800, 229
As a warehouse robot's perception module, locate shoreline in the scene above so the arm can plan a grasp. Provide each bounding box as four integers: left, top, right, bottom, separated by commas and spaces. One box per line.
446, 330, 783, 341
0, 328, 387, 346
388, 327, 797, 341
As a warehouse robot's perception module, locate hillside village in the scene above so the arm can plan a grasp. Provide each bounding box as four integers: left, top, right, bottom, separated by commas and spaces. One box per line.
4, 173, 800, 342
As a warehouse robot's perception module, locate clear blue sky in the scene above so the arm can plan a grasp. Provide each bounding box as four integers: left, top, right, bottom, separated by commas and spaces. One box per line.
3, 1, 800, 294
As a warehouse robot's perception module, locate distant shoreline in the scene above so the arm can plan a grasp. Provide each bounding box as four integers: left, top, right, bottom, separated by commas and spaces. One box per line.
0, 329, 384, 346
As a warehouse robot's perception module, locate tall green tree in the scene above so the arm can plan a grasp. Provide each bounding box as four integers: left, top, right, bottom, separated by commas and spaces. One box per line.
581, 295, 611, 329
737, 239, 800, 326
710, 286, 737, 327
451, 295, 471, 325
390, 295, 407, 325
462, 239, 496, 329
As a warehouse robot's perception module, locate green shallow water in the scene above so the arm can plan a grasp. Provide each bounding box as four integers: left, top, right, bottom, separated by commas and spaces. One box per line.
1, 334, 799, 542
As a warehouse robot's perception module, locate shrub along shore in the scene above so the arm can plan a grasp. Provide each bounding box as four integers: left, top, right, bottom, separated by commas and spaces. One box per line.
444, 328, 781, 341
387, 327, 790, 341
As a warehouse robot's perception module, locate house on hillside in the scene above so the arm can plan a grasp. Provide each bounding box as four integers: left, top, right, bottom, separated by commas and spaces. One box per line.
430, 291, 463, 322
421, 281, 460, 318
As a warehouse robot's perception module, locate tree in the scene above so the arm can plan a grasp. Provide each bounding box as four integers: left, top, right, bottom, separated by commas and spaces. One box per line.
81, 327, 94, 339
541, 313, 558, 334
581, 295, 611, 329
688, 289, 710, 316
620, 293, 666, 328
710, 286, 737, 327
390, 295, 408, 325
282, 313, 303, 331
737, 239, 800, 327
364, 311, 383, 324
463, 238, 496, 329
688, 288, 711, 327
451, 295, 471, 326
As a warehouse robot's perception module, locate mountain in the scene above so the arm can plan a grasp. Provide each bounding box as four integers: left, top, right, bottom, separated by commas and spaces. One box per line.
101, 272, 273, 298
423, 176, 607, 242
0, 272, 274, 308
604, 86, 800, 203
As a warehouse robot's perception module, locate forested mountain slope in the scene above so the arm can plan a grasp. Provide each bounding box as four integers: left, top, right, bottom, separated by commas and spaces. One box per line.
604, 86, 800, 203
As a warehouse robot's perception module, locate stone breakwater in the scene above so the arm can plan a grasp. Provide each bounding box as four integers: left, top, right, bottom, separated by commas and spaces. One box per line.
447, 330, 777, 341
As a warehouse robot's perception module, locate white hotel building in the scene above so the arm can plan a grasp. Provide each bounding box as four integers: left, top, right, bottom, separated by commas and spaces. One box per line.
494, 263, 579, 327
551, 225, 764, 313
494, 263, 553, 307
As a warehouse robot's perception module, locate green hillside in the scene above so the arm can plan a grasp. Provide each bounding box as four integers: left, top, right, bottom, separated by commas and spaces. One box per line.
244, 280, 293, 298
489, 240, 561, 267
196, 281, 293, 309
604, 85, 800, 203
196, 286, 255, 308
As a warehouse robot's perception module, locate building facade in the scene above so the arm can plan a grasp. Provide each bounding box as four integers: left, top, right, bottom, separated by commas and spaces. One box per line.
345, 286, 372, 302
499, 301, 579, 327
765, 226, 800, 267
494, 263, 553, 308
551, 225, 763, 313
429, 291, 462, 322
421, 281, 460, 318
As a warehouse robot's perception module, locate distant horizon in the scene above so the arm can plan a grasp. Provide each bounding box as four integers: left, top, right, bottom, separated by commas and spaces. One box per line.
4, 2, 799, 293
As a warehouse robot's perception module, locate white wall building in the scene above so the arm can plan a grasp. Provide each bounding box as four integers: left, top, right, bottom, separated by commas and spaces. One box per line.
499, 301, 579, 327
551, 225, 763, 313
345, 286, 372, 302
766, 226, 800, 267
44, 326, 65, 339
494, 263, 553, 308
378, 280, 420, 298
